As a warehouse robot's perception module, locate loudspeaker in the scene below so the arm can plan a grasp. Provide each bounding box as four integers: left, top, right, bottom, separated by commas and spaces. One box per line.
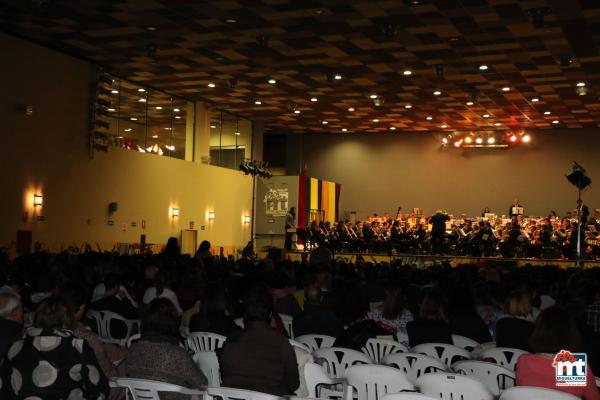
566, 169, 591, 190
108, 202, 118, 213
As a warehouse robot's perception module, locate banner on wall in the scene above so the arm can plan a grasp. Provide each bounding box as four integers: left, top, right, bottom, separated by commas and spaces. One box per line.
264, 188, 289, 216
297, 176, 341, 228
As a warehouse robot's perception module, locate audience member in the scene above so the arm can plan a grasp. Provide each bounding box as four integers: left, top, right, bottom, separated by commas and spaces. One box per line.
449, 287, 492, 344
143, 269, 182, 314
293, 284, 344, 338
370, 283, 414, 340
495, 290, 534, 351
406, 289, 452, 347
189, 285, 240, 336
0, 292, 23, 357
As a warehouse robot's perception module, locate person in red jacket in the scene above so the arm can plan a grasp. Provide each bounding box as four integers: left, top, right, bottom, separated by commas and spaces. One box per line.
516, 306, 600, 400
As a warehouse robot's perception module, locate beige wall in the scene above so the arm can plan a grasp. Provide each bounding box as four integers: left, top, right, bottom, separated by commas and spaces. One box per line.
0, 33, 252, 255
300, 131, 600, 220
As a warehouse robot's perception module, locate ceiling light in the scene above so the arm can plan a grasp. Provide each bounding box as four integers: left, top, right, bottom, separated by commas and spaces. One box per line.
404, 105, 412, 109
482, 114, 490, 118
130, 117, 138, 121
466, 101, 474, 106
552, 120, 559, 124
426, 116, 433, 120
464, 137, 473, 144
522, 134, 531, 143
322, 121, 328, 125
166, 145, 175, 151
138, 88, 145, 92
370, 94, 378, 99
403, 70, 412, 76
442, 137, 449, 144
224, 18, 237, 24
268, 79, 276, 84
145, 26, 157, 31
334, 74, 342, 80
111, 90, 119, 94
208, 83, 216, 88
342, 128, 348, 132
475, 137, 483, 144
294, 110, 301, 114
234, 131, 241, 136
152, 135, 158, 139
164, 127, 172, 130
487, 137, 495, 144
348, 107, 355, 112
479, 65, 489, 70
107, 108, 115, 112
138, 98, 146, 102
544, 111, 551, 115
576, 82, 586, 87
510, 134, 518, 142
124, 128, 132, 132
372, 119, 379, 122
454, 141, 461, 147
173, 108, 180, 112
502, 87, 510, 92
254, 100, 262, 105
310, 97, 318, 102
433, 90, 441, 96
155, 106, 162, 110
175, 116, 181, 119
390, 126, 396, 130
117, 136, 123, 139
210, 125, 217, 128
494, 122, 501, 126
531, 97, 540, 102
441, 124, 448, 128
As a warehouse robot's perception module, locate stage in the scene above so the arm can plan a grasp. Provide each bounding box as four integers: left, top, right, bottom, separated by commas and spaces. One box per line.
262, 250, 600, 269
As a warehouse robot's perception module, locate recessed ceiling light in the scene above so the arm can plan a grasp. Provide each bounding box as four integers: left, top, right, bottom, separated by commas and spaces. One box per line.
173, 108, 180, 112
441, 124, 448, 128
531, 97, 540, 102
294, 110, 301, 114
494, 122, 501, 126
111, 90, 119, 94
522, 134, 531, 143
405, 105, 412, 109
152, 135, 158, 139
403, 70, 412, 76
210, 125, 217, 129
155, 106, 162, 110
138, 98, 146, 102
433, 90, 441, 96
442, 137, 449, 144
164, 127, 172, 130
390, 126, 396, 131
466, 101, 474, 106
254, 100, 262, 105
130, 117, 138, 121
510, 134, 518, 143
107, 108, 115, 112
145, 26, 157, 31
482, 114, 490, 118
224, 18, 237, 24
117, 136, 123, 139
502, 87, 510, 92
322, 121, 328, 125
334, 74, 342, 80
544, 111, 551, 115
208, 83, 216, 88
487, 137, 495, 144
465, 137, 473, 144
476, 137, 483, 144
234, 131, 241, 136
348, 107, 355, 112
175, 116, 181, 119
341, 128, 348, 132
577, 82, 586, 87
137, 88, 145, 92
124, 128, 132, 132
372, 119, 379, 122
479, 65, 489, 70
426, 116, 433, 120
310, 97, 318, 102
552, 120, 559, 124
369, 94, 378, 99
268, 79, 276, 84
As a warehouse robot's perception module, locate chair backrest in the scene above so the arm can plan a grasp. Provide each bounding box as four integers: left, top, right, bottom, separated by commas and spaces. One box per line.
296, 334, 337, 352
234, 317, 245, 329
451, 334, 480, 351
115, 378, 204, 400
381, 394, 438, 400
480, 347, 529, 371
452, 360, 515, 396
87, 309, 140, 346
279, 313, 294, 338
499, 386, 580, 400
127, 333, 142, 348
343, 365, 414, 400
313, 347, 372, 378
304, 362, 338, 399
411, 343, 470, 367
362, 338, 409, 363
417, 373, 494, 400
206, 386, 281, 400
383, 352, 447, 384
186, 332, 227, 353
289, 339, 312, 353
193, 351, 221, 387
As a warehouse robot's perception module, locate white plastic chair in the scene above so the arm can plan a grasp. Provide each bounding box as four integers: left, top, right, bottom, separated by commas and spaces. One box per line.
452, 360, 515, 396
362, 338, 408, 363
313, 347, 372, 378
417, 373, 494, 400
126, 333, 142, 348
411, 343, 470, 367
499, 386, 579, 400
296, 334, 337, 352
381, 394, 438, 400
234, 317, 245, 329
451, 334, 479, 351
304, 362, 343, 398
279, 313, 294, 338
290, 339, 312, 353
480, 347, 529, 371
193, 351, 221, 387
343, 364, 415, 400
87, 310, 140, 346
186, 332, 227, 353
206, 386, 281, 400
114, 378, 204, 400
383, 352, 447, 384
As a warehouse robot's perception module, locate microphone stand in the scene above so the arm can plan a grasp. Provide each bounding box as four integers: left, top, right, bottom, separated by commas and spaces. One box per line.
576, 189, 582, 268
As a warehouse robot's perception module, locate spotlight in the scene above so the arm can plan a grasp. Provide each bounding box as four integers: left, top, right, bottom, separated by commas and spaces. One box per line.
405, 105, 412, 109
531, 98, 539, 102
322, 121, 328, 125
310, 97, 318, 102
510, 134, 518, 143
454, 140, 462, 147
342, 128, 348, 132
348, 107, 355, 112
369, 94, 378, 99
434, 64, 445, 77
389, 127, 396, 131
494, 122, 502, 126
577, 82, 586, 87
254, 100, 262, 105
433, 90, 441, 96
482, 114, 490, 118
552, 120, 560, 124
372, 119, 379, 123
268, 78, 276, 84
522, 134, 531, 143
544, 111, 551, 115
294, 110, 301, 114
441, 124, 448, 128
479, 65, 489, 71
426, 116, 433, 120
334, 74, 342, 80
138, 88, 146, 92
464, 137, 473, 144
466, 102, 474, 106
403, 70, 412, 76
487, 137, 495, 144
442, 137, 449, 145
208, 83, 216, 88
475, 137, 483, 144
502, 87, 510, 92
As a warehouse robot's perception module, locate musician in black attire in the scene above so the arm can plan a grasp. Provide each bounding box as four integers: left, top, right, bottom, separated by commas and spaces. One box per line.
429, 210, 449, 255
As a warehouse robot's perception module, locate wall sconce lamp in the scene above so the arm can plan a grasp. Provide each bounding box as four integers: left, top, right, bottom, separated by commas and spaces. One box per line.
208, 211, 215, 221
244, 215, 251, 224
33, 194, 43, 207
171, 208, 180, 217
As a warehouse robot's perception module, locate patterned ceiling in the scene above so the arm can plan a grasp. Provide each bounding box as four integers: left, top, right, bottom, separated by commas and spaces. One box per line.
2, 0, 600, 134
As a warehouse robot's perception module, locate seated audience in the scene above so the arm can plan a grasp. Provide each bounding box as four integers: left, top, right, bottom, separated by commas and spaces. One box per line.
293, 284, 344, 338
189, 285, 240, 336
406, 289, 453, 347
143, 269, 182, 314
0, 292, 23, 357
125, 298, 207, 398
0, 297, 109, 400
269, 271, 302, 318
495, 290, 534, 351
370, 283, 414, 340
220, 285, 299, 396
449, 287, 492, 344
517, 306, 600, 400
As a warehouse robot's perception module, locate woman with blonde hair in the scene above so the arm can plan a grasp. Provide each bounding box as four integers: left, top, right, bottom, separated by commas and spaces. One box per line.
495, 289, 534, 351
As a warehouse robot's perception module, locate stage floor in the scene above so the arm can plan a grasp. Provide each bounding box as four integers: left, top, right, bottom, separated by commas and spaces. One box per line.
271, 250, 600, 269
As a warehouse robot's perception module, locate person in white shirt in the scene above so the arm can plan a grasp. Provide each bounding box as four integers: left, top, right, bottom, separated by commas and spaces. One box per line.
142, 269, 182, 314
